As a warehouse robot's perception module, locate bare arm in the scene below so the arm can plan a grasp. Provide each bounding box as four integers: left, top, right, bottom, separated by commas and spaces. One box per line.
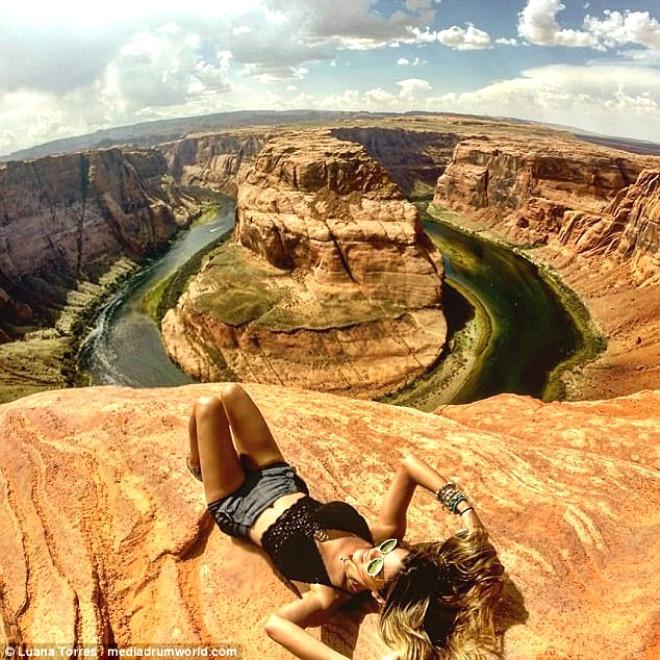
265, 615, 349, 660
371, 454, 483, 542
265, 590, 353, 659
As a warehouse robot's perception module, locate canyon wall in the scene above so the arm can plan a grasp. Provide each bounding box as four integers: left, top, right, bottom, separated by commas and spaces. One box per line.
0, 383, 657, 658
162, 131, 446, 399
0, 148, 200, 331
431, 131, 660, 399
329, 127, 459, 196
161, 130, 269, 197
433, 137, 657, 257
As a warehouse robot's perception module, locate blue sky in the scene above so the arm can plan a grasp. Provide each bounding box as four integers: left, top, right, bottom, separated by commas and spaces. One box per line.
1, 0, 659, 155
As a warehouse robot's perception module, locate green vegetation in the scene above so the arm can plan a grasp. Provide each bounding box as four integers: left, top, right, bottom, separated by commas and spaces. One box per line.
0, 334, 71, 404
189, 242, 409, 330
424, 200, 606, 402
408, 179, 436, 201
190, 202, 223, 227
375, 279, 492, 411
535, 264, 607, 401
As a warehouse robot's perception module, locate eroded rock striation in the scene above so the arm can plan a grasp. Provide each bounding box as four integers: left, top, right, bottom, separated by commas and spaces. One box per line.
0, 383, 657, 658
162, 132, 446, 399
329, 127, 459, 197
0, 147, 201, 402
161, 130, 269, 197
0, 148, 200, 329
431, 131, 660, 399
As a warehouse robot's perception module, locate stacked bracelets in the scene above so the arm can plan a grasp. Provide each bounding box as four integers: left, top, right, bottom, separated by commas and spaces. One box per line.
435, 482, 473, 515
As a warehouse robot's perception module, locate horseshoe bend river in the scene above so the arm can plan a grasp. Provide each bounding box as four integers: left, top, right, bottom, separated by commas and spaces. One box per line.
78, 196, 591, 410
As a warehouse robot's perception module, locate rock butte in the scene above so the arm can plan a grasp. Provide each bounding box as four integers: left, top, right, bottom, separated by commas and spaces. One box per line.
162, 117, 660, 400
161, 131, 446, 399
1, 114, 660, 402
0, 383, 658, 658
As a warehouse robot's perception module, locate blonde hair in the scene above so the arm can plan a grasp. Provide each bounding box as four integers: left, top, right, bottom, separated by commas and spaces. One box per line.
377, 530, 504, 660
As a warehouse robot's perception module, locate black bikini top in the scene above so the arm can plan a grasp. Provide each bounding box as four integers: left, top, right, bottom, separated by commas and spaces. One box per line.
260, 495, 374, 592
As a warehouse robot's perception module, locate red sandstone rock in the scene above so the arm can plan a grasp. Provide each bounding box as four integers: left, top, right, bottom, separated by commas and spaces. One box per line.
0, 148, 200, 318
162, 132, 446, 399
0, 383, 657, 659
431, 130, 660, 400
161, 131, 268, 197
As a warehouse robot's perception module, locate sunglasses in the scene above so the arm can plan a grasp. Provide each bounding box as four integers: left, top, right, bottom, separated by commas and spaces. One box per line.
366, 538, 399, 578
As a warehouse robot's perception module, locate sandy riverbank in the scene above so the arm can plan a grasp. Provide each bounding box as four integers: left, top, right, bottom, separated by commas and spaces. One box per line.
0, 257, 140, 403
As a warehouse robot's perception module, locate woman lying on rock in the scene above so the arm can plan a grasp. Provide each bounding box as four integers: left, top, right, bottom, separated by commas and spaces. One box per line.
187, 384, 504, 660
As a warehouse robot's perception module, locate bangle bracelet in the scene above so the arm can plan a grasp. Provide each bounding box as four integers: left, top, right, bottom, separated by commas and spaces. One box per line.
436, 482, 457, 501
447, 492, 465, 512
458, 507, 473, 515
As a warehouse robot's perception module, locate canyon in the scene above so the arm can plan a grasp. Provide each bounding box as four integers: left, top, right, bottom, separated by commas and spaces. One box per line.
158, 115, 660, 401
1, 114, 659, 403
161, 131, 446, 398
431, 130, 660, 398
1, 113, 659, 659
0, 148, 200, 401
0, 382, 657, 658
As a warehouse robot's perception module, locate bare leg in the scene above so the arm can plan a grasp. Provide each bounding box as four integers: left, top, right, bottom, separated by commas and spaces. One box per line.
220, 383, 286, 471
192, 395, 246, 504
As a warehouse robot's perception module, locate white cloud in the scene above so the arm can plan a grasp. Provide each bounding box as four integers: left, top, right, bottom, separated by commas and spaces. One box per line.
1, 0, 264, 26
405, 27, 439, 44
583, 10, 660, 51
397, 56, 425, 65
517, 0, 599, 48
277, 0, 440, 51
496, 37, 519, 46
102, 24, 231, 111
365, 87, 397, 105
405, 0, 440, 11
0, 130, 15, 151
396, 77, 431, 99
241, 63, 309, 83
518, 1, 660, 51
437, 23, 492, 50
426, 63, 660, 140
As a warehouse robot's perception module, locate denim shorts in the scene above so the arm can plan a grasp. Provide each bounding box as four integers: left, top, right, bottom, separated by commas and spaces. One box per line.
207, 456, 309, 539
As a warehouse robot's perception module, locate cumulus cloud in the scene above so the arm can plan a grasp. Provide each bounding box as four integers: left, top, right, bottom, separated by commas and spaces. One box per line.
274, 0, 439, 50
583, 10, 660, 50
0, 22, 129, 94
437, 23, 492, 50
518, 1, 660, 51
396, 78, 431, 99
426, 63, 660, 140
397, 56, 425, 66
242, 63, 309, 83
517, 0, 598, 48
100, 24, 231, 112
496, 37, 519, 46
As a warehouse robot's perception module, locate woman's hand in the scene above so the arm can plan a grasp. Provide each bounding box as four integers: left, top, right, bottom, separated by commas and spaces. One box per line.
402, 454, 484, 533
